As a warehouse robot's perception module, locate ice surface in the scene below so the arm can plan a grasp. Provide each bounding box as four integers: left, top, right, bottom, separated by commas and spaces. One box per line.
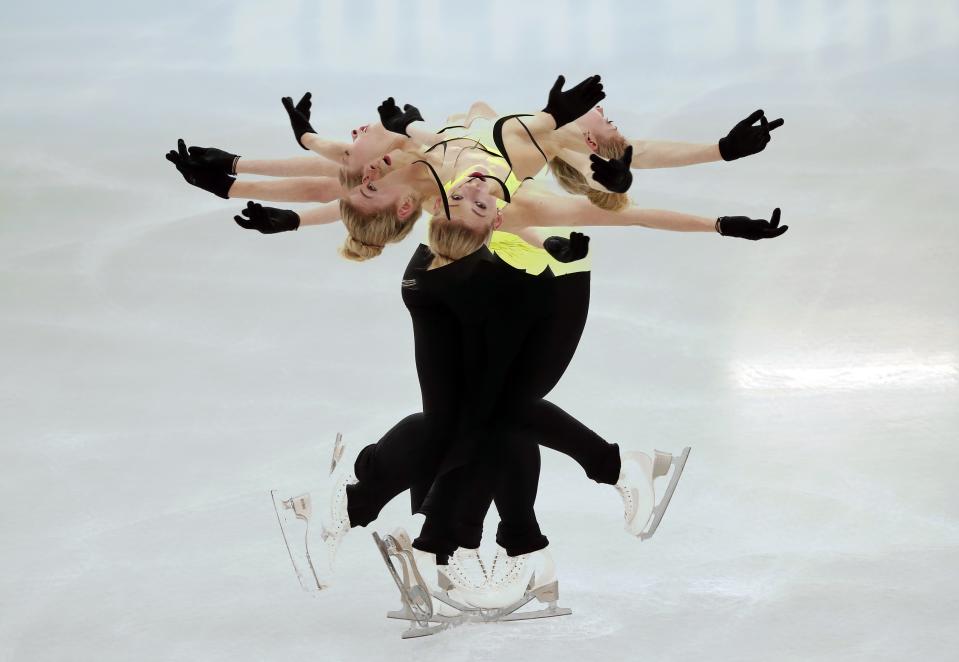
1, 1, 958, 660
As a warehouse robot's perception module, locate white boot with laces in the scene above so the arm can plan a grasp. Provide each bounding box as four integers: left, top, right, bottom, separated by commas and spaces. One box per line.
614, 447, 691, 540
460, 545, 558, 610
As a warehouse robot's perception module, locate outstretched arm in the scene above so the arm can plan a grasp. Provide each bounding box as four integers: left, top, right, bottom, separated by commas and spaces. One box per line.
281, 92, 352, 163
506, 193, 715, 232
229, 176, 343, 203
629, 140, 722, 169
300, 134, 351, 164
182, 144, 342, 178
629, 109, 785, 168
504, 190, 788, 239
236, 155, 341, 177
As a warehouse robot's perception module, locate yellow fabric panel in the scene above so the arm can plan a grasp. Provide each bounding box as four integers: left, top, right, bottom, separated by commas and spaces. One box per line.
489, 228, 591, 276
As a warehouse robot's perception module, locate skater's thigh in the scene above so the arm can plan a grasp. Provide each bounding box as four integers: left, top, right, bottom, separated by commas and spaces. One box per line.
501, 309, 589, 405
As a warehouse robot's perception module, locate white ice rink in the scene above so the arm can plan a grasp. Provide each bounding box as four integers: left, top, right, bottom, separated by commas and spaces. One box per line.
2, 1, 958, 660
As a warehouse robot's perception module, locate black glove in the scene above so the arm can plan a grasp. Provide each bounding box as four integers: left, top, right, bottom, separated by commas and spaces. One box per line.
186, 145, 240, 175
282, 92, 315, 150
544, 231, 590, 263
233, 201, 300, 234
377, 97, 424, 137
718, 109, 784, 161
590, 145, 633, 193
717, 208, 788, 240
166, 139, 235, 199
541, 74, 606, 129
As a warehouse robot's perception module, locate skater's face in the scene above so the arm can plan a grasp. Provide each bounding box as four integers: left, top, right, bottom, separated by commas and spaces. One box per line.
361, 152, 394, 183
577, 106, 623, 152
346, 123, 401, 173
441, 176, 503, 231
346, 168, 414, 217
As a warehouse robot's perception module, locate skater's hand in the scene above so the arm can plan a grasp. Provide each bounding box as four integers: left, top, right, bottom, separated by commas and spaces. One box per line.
590, 145, 633, 193
541, 74, 606, 129
544, 231, 590, 263
166, 138, 235, 199
718, 109, 784, 161
282, 92, 316, 150
186, 145, 240, 175
377, 97, 424, 137
233, 201, 301, 234
717, 208, 788, 240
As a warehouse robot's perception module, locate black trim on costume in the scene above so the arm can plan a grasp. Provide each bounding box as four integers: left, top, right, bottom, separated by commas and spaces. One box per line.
424, 136, 503, 160
492, 114, 550, 182
422, 138, 512, 204
413, 159, 451, 221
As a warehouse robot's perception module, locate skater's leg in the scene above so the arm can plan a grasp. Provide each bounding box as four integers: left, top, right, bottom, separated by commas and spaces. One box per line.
513, 399, 621, 485
492, 431, 548, 556
497, 272, 620, 484
347, 413, 442, 526
413, 462, 495, 562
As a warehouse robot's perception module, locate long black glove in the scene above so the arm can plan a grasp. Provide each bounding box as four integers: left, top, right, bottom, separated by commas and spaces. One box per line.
718, 109, 784, 161
282, 92, 315, 150
717, 208, 788, 240
166, 139, 235, 199
233, 201, 300, 234
186, 145, 240, 175
590, 145, 633, 193
542, 74, 606, 129
377, 97, 424, 137
544, 231, 590, 263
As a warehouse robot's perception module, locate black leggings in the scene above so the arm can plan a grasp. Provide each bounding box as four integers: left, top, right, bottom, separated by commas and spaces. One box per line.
347, 273, 621, 559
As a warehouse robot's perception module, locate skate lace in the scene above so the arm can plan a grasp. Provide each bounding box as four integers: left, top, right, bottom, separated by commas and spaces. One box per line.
444, 556, 476, 590
489, 550, 528, 588
451, 549, 488, 589
327, 472, 356, 536
614, 482, 636, 522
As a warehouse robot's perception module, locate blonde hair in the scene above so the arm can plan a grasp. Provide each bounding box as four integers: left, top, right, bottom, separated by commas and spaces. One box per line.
427, 219, 493, 270
336, 169, 422, 261
548, 134, 631, 212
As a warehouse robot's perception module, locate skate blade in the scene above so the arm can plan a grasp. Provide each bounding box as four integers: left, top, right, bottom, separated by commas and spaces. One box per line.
270, 491, 327, 592
329, 432, 345, 476
401, 622, 451, 639
497, 604, 573, 621
372, 532, 435, 627
472, 590, 572, 622
387, 607, 458, 623
639, 446, 691, 541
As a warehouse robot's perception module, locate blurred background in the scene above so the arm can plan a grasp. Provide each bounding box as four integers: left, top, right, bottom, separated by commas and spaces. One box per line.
1, 1, 958, 660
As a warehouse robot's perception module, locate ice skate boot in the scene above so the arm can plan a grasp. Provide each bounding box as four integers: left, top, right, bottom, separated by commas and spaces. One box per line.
615, 447, 691, 540
459, 546, 572, 621
446, 547, 489, 590
316, 466, 354, 570
271, 433, 356, 591
373, 529, 456, 639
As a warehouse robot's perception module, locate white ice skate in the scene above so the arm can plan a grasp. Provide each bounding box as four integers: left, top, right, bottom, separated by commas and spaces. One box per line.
615, 447, 691, 540
271, 433, 355, 591
446, 547, 489, 590
458, 546, 571, 621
